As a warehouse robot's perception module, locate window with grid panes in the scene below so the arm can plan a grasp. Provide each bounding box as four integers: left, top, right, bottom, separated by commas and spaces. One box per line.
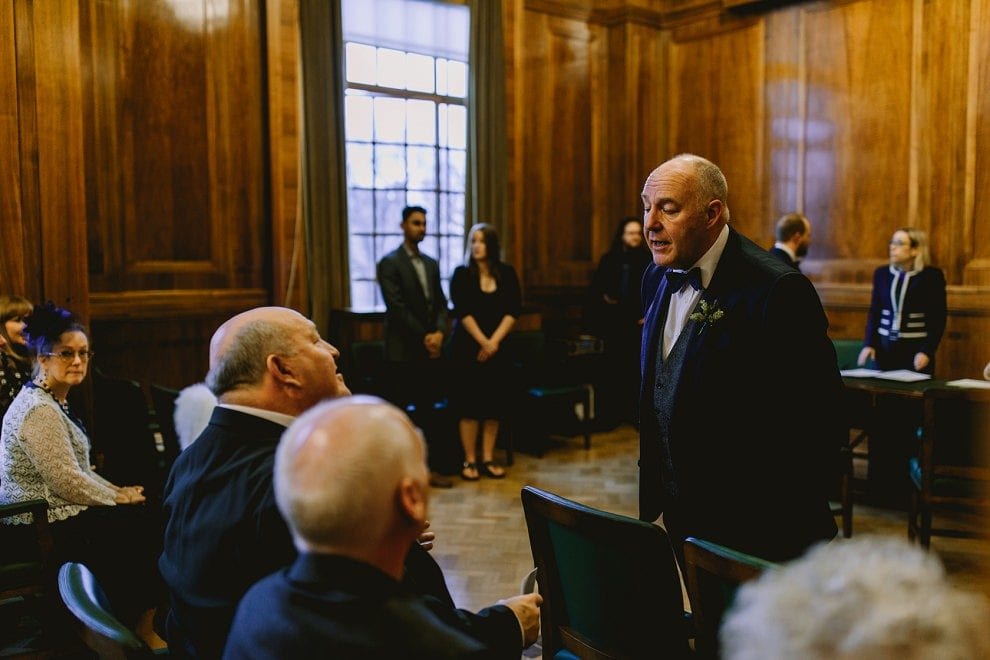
342, 0, 469, 309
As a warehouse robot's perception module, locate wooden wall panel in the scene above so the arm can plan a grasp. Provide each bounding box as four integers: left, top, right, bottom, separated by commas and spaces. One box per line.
799, 0, 914, 281
81, 0, 268, 298
967, 0, 990, 286
667, 17, 767, 245
514, 7, 595, 289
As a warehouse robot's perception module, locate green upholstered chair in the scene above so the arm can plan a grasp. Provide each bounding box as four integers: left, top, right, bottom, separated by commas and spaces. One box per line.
682, 536, 777, 659
57, 562, 164, 658
908, 386, 990, 548
0, 499, 54, 628
521, 486, 691, 659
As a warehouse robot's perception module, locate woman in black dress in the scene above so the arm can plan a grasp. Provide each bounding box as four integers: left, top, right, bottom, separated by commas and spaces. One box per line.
448, 224, 521, 480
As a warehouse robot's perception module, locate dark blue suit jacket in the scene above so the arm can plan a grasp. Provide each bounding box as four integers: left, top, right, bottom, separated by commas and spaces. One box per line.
639, 228, 841, 561
223, 553, 495, 660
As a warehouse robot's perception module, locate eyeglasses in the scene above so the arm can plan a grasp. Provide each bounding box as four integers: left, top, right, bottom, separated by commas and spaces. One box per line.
889, 240, 912, 247
43, 350, 95, 362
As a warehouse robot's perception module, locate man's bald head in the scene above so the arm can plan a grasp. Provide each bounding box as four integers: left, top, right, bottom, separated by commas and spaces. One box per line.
206, 307, 349, 411
274, 396, 429, 564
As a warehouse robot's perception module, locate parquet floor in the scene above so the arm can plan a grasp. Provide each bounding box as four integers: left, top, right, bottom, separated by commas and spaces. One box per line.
428, 423, 990, 656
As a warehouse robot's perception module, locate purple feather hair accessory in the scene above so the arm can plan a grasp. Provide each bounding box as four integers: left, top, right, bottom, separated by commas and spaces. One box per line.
23, 301, 77, 348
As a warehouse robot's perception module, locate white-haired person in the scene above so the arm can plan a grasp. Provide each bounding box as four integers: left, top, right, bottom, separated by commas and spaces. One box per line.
720, 535, 990, 660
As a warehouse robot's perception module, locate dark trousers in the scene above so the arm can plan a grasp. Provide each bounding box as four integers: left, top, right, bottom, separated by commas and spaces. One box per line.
383, 358, 456, 474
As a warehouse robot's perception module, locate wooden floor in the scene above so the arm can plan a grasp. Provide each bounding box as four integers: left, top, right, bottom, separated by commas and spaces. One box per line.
429, 423, 990, 653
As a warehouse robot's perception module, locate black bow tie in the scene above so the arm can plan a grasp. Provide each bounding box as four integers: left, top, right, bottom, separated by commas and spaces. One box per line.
664, 267, 702, 293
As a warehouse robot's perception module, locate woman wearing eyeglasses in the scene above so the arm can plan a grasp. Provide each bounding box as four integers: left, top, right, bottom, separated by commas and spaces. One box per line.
1, 294, 33, 420
0, 302, 158, 629
857, 228, 947, 375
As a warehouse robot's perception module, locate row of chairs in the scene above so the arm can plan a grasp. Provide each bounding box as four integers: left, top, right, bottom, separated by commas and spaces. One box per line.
349, 331, 595, 465
520, 485, 774, 659
89, 370, 182, 503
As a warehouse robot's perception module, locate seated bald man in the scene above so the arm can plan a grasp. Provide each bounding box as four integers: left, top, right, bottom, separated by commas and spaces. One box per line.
224, 397, 530, 658
159, 307, 538, 659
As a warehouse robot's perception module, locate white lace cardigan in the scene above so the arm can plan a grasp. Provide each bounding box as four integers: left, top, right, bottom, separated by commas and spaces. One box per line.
0, 386, 119, 524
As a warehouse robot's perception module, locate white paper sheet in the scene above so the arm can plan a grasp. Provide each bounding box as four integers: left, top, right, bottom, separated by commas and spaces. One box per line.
840, 368, 883, 378
946, 378, 990, 390
874, 370, 931, 382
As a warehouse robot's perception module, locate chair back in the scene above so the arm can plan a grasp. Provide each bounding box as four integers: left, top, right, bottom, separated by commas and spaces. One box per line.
0, 499, 53, 599
909, 386, 990, 546
92, 370, 162, 499
520, 486, 689, 659
57, 562, 159, 659
682, 536, 776, 659
349, 340, 387, 396
149, 384, 181, 470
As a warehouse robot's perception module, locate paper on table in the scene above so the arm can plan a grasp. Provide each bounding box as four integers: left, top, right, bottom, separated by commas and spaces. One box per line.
875, 370, 931, 382
946, 378, 990, 390
840, 368, 883, 378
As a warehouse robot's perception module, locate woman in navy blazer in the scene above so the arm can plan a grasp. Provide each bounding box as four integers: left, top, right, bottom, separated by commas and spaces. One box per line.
858, 228, 946, 374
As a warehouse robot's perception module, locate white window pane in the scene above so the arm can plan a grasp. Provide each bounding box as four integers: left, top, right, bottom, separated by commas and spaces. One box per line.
374, 97, 405, 143
345, 95, 373, 141
406, 191, 435, 214
435, 59, 448, 96
346, 143, 373, 188
346, 43, 376, 85
349, 234, 375, 280
348, 188, 374, 232
375, 189, 406, 230
407, 147, 437, 190
350, 279, 379, 311
447, 60, 467, 98
448, 149, 465, 192
376, 234, 401, 263
407, 100, 436, 145
446, 104, 466, 149
448, 193, 465, 233
377, 47, 406, 89
443, 236, 464, 276
421, 235, 439, 260
438, 104, 448, 148
374, 145, 405, 188
406, 52, 435, 93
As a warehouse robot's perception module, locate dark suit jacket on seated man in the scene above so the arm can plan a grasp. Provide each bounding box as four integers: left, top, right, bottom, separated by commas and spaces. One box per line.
639, 155, 842, 563
223, 397, 520, 659
159, 307, 536, 659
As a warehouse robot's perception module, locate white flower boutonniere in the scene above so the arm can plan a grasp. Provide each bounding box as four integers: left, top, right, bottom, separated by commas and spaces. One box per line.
689, 299, 725, 335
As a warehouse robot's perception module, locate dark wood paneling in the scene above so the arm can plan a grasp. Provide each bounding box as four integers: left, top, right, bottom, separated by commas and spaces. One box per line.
513, 8, 594, 289
82, 0, 267, 295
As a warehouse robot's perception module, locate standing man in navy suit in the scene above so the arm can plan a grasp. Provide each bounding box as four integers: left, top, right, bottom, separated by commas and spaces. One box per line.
768, 212, 811, 272
638, 154, 842, 563
378, 206, 453, 487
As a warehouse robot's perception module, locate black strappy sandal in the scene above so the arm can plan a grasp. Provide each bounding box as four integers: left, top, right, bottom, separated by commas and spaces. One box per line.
461, 462, 480, 481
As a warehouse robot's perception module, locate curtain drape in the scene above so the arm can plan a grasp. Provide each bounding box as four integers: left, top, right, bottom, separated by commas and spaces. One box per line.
468, 0, 509, 257
298, 0, 350, 334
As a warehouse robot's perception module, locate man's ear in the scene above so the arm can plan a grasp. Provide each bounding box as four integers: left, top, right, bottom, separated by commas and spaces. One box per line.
396, 477, 427, 526
267, 354, 303, 390
707, 199, 723, 225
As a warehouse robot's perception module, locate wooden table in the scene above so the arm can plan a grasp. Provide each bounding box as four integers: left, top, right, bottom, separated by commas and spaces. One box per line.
841, 376, 946, 507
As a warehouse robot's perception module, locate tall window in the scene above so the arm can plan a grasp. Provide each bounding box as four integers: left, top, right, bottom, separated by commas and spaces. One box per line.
342, 0, 470, 309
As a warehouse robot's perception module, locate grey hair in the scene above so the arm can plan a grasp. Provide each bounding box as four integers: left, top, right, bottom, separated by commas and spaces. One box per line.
673, 153, 730, 223
205, 319, 298, 396
721, 535, 990, 660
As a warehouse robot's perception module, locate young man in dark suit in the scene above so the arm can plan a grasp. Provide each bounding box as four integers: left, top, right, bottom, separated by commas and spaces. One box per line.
639, 155, 842, 564
768, 212, 811, 272
377, 206, 454, 487
224, 396, 541, 659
